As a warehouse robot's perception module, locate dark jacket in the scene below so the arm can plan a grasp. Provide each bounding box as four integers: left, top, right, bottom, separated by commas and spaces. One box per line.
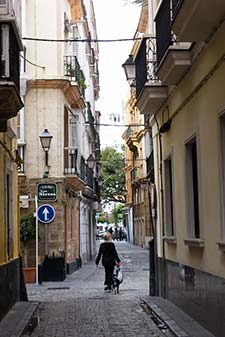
95, 241, 120, 267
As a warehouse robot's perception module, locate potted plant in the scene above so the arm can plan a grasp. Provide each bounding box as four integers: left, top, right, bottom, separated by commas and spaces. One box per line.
20, 213, 36, 283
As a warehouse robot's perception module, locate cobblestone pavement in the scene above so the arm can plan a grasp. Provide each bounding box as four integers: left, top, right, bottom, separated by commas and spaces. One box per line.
24, 241, 164, 337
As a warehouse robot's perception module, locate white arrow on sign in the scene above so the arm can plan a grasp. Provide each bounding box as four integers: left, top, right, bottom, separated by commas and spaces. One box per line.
37, 204, 55, 224
43, 207, 49, 221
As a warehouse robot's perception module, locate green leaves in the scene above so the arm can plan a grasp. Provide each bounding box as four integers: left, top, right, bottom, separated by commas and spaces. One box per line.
20, 214, 36, 244
100, 146, 126, 202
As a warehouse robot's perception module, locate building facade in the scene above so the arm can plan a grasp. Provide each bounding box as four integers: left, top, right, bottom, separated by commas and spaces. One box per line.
123, 91, 152, 248
0, 0, 24, 319
131, 0, 225, 336
123, 5, 154, 249
19, 0, 100, 277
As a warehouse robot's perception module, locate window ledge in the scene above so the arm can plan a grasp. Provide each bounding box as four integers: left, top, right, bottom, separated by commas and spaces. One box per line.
217, 241, 225, 252
184, 238, 204, 248
163, 236, 177, 244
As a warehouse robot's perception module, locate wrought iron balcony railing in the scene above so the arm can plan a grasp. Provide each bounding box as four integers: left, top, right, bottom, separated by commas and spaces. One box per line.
80, 156, 86, 182
135, 37, 160, 99
155, 0, 182, 66
86, 166, 94, 189
64, 150, 95, 189
64, 55, 86, 97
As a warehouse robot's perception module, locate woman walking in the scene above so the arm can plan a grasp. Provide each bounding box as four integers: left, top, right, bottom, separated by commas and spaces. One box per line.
95, 232, 121, 292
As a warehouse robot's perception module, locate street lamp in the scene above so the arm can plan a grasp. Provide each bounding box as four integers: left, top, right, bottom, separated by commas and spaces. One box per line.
39, 128, 53, 178
122, 54, 136, 84
87, 154, 95, 170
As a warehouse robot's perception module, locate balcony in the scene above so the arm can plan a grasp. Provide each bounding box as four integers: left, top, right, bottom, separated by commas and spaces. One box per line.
64, 150, 95, 192
0, 23, 23, 129
156, 43, 192, 85
155, 0, 192, 85
125, 126, 139, 153
64, 55, 86, 98
171, 0, 225, 42
135, 37, 167, 116
64, 148, 85, 191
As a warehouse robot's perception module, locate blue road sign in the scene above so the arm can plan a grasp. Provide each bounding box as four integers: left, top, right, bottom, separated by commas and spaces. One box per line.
37, 204, 56, 224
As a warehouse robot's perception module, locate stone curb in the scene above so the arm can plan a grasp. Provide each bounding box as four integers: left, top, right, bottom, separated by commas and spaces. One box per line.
148, 302, 189, 337
142, 297, 215, 337
0, 301, 39, 337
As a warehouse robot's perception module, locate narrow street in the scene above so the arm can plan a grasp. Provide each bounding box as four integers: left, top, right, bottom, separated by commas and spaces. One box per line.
23, 242, 165, 337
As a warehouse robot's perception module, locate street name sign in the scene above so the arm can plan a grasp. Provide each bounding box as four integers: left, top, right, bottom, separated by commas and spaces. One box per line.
37, 204, 56, 224
37, 183, 57, 201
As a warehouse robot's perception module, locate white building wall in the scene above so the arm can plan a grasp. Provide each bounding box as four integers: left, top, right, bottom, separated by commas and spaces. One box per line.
24, 89, 66, 178
21, 0, 99, 266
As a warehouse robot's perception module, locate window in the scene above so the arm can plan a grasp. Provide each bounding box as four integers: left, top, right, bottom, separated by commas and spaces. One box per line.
164, 155, 174, 236
72, 25, 79, 56
17, 108, 25, 143
0, 0, 7, 15
1, 24, 9, 77
186, 137, 200, 238
69, 114, 79, 148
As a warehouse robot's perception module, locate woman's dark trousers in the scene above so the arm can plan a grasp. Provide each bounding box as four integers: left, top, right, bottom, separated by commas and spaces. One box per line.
104, 266, 114, 289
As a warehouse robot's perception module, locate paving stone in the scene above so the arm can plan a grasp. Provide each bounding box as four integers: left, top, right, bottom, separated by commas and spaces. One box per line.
21, 242, 215, 337
23, 242, 164, 337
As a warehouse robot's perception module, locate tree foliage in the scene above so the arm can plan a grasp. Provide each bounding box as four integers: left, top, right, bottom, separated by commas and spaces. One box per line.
20, 214, 36, 244
100, 146, 126, 202
111, 204, 124, 225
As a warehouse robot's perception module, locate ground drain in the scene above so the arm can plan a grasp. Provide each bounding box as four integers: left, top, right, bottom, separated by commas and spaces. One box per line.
140, 301, 176, 337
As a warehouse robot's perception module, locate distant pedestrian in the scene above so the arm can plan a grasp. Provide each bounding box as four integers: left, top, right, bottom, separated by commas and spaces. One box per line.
95, 232, 121, 292
114, 227, 118, 241
119, 227, 123, 241
108, 227, 113, 235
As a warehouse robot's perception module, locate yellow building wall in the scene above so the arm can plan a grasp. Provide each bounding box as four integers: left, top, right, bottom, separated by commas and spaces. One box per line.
154, 20, 225, 278
0, 120, 20, 265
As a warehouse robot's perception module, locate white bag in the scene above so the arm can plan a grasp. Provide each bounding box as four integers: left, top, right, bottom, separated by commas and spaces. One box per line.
117, 267, 123, 283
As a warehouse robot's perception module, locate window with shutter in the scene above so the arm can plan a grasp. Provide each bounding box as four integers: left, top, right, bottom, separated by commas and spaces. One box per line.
69, 114, 79, 148
0, 0, 7, 15
1, 24, 9, 77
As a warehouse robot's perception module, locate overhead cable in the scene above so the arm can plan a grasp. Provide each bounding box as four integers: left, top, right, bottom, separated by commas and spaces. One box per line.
22, 37, 144, 43
86, 122, 149, 127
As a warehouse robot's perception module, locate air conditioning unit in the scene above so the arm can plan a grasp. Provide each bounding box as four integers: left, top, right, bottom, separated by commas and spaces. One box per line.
19, 195, 29, 208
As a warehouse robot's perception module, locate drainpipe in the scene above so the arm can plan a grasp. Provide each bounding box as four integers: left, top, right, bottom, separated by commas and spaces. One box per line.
154, 115, 166, 298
